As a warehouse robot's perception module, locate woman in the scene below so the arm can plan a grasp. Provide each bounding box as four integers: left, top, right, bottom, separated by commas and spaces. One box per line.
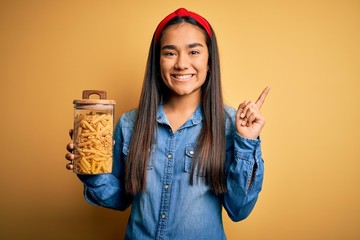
66, 8, 269, 240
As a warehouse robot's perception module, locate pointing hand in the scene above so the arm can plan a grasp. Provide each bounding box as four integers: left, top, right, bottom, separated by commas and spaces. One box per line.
236, 87, 270, 140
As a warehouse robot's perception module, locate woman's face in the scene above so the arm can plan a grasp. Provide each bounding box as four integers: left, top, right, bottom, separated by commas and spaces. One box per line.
159, 22, 209, 99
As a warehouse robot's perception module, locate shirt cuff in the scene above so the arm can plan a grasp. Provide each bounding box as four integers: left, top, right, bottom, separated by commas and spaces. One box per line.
234, 132, 261, 152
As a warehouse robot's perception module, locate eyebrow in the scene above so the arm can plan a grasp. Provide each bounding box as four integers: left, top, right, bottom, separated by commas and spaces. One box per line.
161, 43, 204, 50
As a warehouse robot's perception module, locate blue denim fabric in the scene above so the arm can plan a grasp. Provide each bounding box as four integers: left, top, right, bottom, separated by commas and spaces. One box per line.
78, 104, 264, 240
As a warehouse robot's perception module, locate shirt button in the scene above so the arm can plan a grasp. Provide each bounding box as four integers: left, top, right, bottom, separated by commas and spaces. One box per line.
161, 214, 166, 219
178, 129, 183, 132
189, 150, 194, 155
167, 154, 173, 159
164, 184, 169, 190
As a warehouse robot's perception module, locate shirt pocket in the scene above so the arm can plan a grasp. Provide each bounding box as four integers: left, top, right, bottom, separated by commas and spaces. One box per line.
184, 143, 205, 177
122, 143, 156, 170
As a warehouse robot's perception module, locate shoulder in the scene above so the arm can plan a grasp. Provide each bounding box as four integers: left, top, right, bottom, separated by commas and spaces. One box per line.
224, 104, 236, 122
224, 104, 236, 118
118, 109, 137, 128
224, 104, 237, 131
114, 109, 137, 143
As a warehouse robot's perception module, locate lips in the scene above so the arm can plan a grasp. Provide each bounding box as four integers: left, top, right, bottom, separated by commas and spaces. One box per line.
171, 74, 194, 80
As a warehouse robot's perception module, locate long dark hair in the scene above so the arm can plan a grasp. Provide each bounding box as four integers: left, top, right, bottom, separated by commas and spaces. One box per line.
125, 16, 226, 195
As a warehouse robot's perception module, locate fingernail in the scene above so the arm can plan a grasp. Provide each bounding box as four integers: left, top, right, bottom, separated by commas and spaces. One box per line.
67, 153, 74, 160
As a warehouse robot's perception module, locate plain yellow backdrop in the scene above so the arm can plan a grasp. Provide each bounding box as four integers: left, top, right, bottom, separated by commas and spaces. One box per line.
1, 0, 359, 239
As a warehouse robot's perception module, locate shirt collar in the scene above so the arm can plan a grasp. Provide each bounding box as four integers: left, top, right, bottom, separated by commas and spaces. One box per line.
156, 104, 168, 125
156, 103, 203, 127
190, 104, 203, 125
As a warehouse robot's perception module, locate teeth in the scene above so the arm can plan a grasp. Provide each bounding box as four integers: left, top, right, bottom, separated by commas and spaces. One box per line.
174, 74, 192, 80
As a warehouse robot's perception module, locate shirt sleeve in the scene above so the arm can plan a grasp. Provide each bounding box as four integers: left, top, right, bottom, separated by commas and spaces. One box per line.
77, 117, 132, 211
222, 132, 264, 222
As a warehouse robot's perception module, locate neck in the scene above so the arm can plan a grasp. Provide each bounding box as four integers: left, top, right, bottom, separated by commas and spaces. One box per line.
162, 92, 202, 132
163, 92, 201, 113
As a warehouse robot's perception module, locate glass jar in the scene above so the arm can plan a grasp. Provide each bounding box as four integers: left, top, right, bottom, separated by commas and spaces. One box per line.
72, 90, 116, 174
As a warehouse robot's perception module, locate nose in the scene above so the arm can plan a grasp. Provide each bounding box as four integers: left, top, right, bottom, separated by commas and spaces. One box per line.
174, 53, 189, 70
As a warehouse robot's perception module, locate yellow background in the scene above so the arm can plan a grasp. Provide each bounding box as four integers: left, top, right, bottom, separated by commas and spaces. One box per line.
1, 0, 359, 239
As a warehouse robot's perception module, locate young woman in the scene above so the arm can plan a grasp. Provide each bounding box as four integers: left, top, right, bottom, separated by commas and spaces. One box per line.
66, 8, 269, 240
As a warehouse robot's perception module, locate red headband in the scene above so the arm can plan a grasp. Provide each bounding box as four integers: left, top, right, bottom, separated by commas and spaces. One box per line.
154, 8, 212, 43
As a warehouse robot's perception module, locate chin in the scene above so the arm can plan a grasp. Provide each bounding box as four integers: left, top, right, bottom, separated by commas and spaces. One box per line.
174, 88, 200, 97
174, 91, 191, 96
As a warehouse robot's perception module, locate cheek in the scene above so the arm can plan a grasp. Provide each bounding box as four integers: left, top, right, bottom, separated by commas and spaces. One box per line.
159, 61, 166, 79
198, 55, 209, 71
159, 61, 169, 86
200, 62, 210, 83
159, 59, 171, 74
197, 59, 209, 76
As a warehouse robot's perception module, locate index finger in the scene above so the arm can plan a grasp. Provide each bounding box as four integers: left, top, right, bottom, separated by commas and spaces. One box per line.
255, 86, 271, 108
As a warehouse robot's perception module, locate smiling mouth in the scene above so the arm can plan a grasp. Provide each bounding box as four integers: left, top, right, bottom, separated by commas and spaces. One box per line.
172, 74, 194, 80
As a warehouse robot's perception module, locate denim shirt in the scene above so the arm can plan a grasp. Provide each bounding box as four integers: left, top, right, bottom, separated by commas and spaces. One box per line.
78, 104, 264, 240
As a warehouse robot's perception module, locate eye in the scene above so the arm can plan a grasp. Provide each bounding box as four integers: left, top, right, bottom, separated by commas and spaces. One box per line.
190, 50, 200, 55
162, 51, 176, 56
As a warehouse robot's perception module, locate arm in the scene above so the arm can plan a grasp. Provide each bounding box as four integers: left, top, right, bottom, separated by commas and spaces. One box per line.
77, 116, 132, 211
222, 87, 269, 221
222, 133, 264, 221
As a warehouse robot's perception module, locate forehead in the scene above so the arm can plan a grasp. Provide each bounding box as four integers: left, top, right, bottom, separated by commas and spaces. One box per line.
160, 22, 207, 46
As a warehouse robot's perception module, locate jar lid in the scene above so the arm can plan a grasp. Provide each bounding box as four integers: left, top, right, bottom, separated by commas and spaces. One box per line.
73, 90, 116, 105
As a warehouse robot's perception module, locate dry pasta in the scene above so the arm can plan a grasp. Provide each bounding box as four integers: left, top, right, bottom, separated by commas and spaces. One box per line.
73, 111, 113, 174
